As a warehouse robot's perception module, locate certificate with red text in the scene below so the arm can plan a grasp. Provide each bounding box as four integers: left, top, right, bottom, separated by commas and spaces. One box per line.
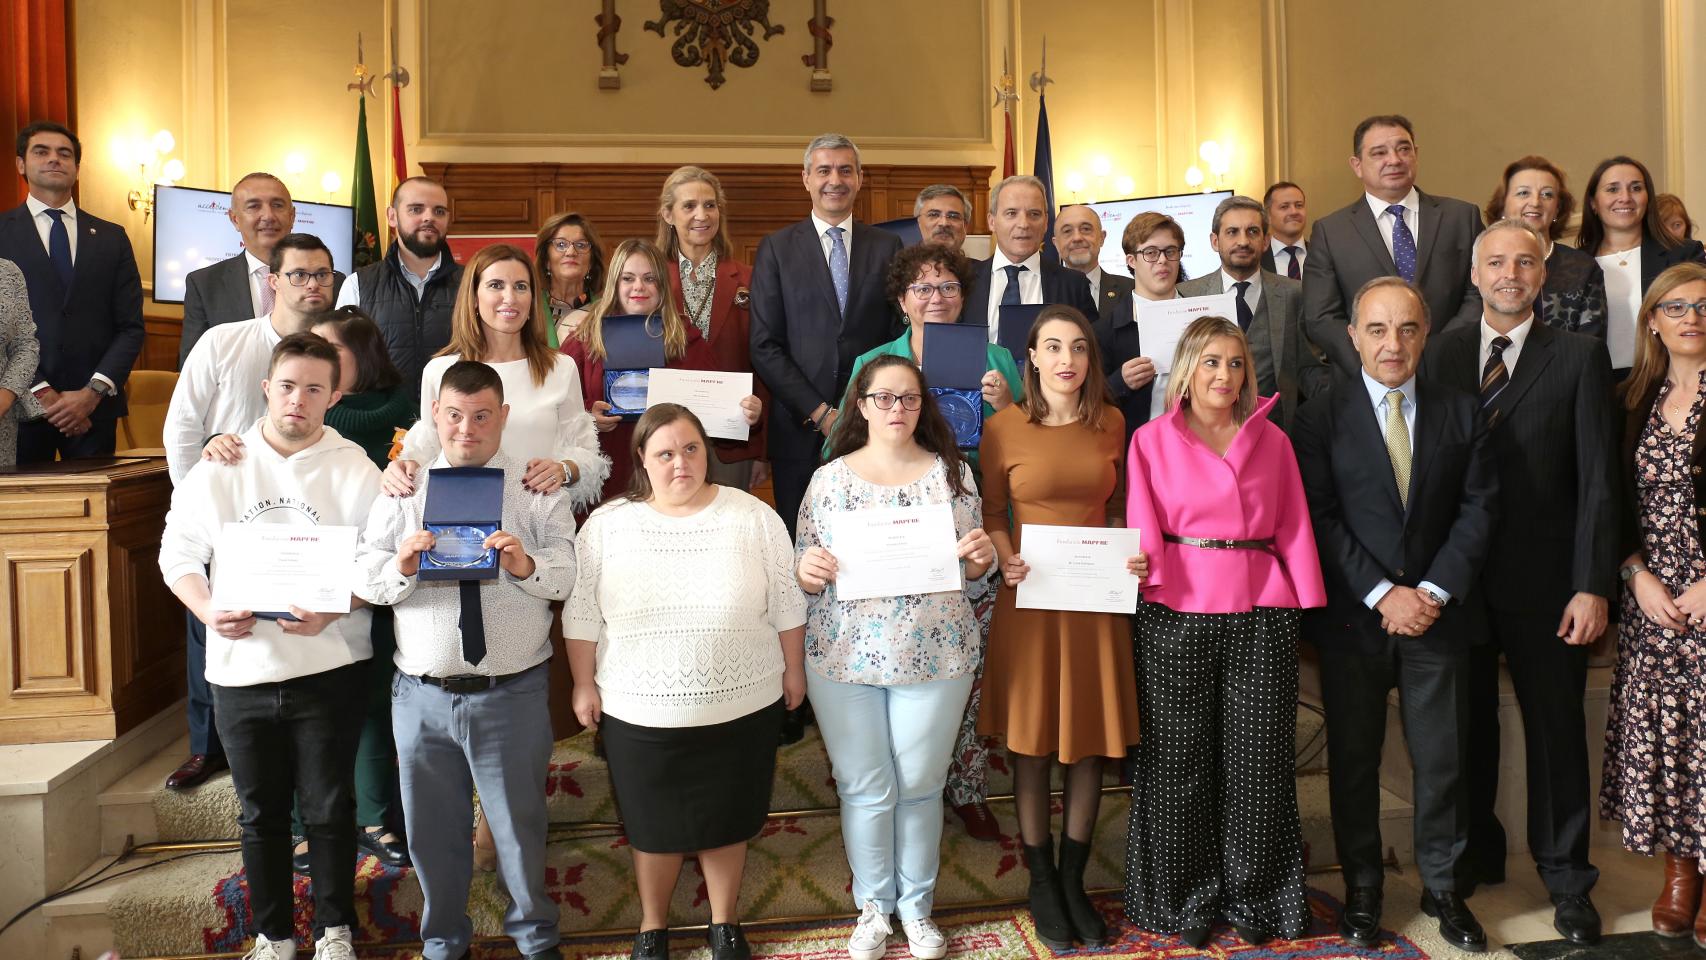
1014, 524, 1142, 614
828, 504, 961, 601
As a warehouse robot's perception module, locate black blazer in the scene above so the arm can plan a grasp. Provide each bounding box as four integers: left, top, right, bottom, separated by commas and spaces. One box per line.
1261, 240, 1307, 276
1292, 372, 1498, 653
1090, 288, 1154, 445
0, 203, 144, 419
1618, 374, 1706, 559
1640, 235, 1706, 293
179, 253, 253, 366
963, 254, 1099, 337
1425, 321, 1619, 614
1303, 189, 1484, 373
1091, 269, 1134, 330
749, 218, 903, 462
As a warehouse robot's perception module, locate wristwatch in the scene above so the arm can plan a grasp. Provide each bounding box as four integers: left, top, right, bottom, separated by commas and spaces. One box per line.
1418, 586, 1446, 606
1619, 562, 1649, 582
88, 379, 114, 397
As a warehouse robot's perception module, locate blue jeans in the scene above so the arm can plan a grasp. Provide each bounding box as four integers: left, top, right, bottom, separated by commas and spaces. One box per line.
391, 663, 558, 960
807, 668, 973, 920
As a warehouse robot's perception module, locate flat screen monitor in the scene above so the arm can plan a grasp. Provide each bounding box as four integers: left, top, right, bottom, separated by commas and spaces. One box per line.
150, 184, 355, 304
1084, 189, 1233, 285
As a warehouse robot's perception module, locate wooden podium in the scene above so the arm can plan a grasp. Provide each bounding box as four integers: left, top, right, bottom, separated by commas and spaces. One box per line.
0, 456, 183, 744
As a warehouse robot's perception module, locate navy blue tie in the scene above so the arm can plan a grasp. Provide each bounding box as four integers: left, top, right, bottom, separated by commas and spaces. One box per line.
1233, 280, 1253, 330
44, 208, 73, 292
459, 579, 486, 666
1388, 204, 1417, 282
1283, 246, 1301, 280
1000, 264, 1026, 306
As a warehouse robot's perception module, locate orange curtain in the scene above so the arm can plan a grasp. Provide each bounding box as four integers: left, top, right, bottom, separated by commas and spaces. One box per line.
0, 0, 72, 211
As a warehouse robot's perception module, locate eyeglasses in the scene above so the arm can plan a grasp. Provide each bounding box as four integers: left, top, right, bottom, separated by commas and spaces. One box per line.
1657, 299, 1706, 319
1134, 246, 1183, 263
907, 281, 962, 300
862, 391, 923, 411
551, 239, 592, 254
281, 269, 335, 287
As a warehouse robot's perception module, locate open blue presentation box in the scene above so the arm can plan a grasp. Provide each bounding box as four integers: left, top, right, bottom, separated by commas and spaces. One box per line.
922, 323, 990, 449
602, 314, 667, 418
995, 303, 1046, 372
419, 466, 504, 581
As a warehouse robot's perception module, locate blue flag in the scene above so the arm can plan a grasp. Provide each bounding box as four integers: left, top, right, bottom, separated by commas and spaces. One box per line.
1033, 93, 1058, 261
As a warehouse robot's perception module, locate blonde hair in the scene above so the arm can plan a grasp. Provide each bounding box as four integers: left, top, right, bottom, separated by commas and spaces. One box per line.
1166, 316, 1258, 422
573, 239, 689, 363
439, 244, 556, 387
656, 166, 734, 261
1624, 262, 1706, 410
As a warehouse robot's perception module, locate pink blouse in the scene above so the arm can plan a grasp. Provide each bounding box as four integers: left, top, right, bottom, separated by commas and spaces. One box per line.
1125, 395, 1326, 614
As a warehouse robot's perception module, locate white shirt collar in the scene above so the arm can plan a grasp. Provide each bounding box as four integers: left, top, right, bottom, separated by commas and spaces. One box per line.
26, 194, 76, 220
1085, 265, 1104, 291
1220, 268, 1261, 295
244, 250, 269, 276
1365, 187, 1419, 222
1361, 368, 1417, 410
1480, 313, 1535, 356
993, 246, 1043, 272
810, 211, 853, 239
1270, 236, 1303, 255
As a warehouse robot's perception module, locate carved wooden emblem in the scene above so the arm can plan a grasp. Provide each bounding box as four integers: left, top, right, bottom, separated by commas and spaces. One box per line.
644, 0, 784, 89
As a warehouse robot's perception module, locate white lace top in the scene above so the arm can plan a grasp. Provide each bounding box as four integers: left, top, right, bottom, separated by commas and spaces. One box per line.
568, 486, 807, 728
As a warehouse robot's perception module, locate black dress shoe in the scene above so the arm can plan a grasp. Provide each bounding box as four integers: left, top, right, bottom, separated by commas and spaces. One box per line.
525, 948, 564, 959
1338, 885, 1382, 949
1232, 920, 1271, 946
631, 928, 669, 960
357, 826, 410, 867
1177, 926, 1210, 948
1551, 894, 1601, 945
706, 922, 751, 960
1420, 888, 1487, 953
165, 753, 228, 790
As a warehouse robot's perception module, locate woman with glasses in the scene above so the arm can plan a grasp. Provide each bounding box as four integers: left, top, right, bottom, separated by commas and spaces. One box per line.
1484, 156, 1607, 338
795, 353, 995, 960
1602, 263, 1706, 940
534, 212, 607, 348
657, 166, 768, 491
1097, 213, 1185, 445
1577, 156, 1706, 375
561, 238, 761, 503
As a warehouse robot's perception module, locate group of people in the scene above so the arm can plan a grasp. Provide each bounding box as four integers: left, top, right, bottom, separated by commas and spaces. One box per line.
6, 111, 1706, 960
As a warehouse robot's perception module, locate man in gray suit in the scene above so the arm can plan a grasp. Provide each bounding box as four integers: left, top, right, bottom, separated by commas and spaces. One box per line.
1179, 195, 1327, 428
178, 172, 295, 367
1303, 114, 1484, 373
1055, 204, 1133, 331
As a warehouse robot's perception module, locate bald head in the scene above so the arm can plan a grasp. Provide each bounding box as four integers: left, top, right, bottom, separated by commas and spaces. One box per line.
1054, 205, 1106, 273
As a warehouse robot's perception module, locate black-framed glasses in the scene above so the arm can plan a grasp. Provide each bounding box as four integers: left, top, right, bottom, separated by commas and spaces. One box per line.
907, 281, 962, 300
1657, 299, 1706, 319
862, 391, 924, 411
1134, 246, 1183, 263
551, 239, 592, 254
281, 269, 335, 287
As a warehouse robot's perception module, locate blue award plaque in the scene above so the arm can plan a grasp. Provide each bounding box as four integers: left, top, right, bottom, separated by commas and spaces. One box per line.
921, 323, 991, 449
603, 313, 668, 420
933, 387, 983, 448
419, 467, 505, 581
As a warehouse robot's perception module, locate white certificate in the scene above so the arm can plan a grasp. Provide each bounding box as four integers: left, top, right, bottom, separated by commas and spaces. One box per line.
210, 523, 358, 614
827, 503, 962, 601
1138, 291, 1236, 420
1015, 523, 1142, 614
646, 368, 753, 441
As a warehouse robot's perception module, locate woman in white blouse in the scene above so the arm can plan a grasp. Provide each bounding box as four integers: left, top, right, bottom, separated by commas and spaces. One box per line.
795, 354, 994, 960
568, 403, 806, 960
382, 243, 609, 509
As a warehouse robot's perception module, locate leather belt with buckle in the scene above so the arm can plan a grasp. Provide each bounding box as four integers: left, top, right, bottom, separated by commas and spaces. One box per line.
1163, 534, 1277, 553
416, 670, 528, 694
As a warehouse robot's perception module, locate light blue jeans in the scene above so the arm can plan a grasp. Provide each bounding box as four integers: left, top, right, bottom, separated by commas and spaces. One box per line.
391, 664, 559, 960
807, 668, 974, 920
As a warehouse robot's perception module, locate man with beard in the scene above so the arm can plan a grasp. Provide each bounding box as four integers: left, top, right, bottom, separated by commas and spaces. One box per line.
336, 176, 463, 397
1179, 195, 1327, 428
914, 184, 970, 252
161, 233, 340, 790
1054, 204, 1133, 332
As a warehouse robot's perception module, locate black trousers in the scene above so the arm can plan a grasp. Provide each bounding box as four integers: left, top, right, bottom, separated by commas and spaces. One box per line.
212, 661, 366, 940
17, 416, 117, 462
1463, 608, 1597, 896
1124, 603, 1309, 938
769, 455, 815, 539
185, 611, 223, 756
1318, 633, 1469, 891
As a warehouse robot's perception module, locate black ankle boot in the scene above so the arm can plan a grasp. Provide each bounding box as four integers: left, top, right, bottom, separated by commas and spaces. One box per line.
1057, 836, 1107, 946
1023, 837, 1075, 952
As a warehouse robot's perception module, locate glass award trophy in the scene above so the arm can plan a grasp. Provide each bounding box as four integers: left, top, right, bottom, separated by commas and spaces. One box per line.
419, 466, 505, 581
602, 313, 669, 418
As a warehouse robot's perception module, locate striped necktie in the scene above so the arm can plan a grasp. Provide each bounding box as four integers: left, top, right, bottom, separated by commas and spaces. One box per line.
1480, 335, 1511, 406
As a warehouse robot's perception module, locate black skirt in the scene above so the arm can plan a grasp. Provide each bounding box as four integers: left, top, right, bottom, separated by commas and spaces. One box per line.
601, 697, 785, 853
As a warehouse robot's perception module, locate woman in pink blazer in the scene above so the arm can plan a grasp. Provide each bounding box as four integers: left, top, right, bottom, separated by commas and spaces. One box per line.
1121, 315, 1326, 949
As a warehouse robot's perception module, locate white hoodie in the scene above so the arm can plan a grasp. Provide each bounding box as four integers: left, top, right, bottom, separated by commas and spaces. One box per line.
159, 418, 384, 686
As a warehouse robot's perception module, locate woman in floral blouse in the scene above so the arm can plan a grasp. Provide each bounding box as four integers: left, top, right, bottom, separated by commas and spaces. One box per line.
795, 353, 996, 960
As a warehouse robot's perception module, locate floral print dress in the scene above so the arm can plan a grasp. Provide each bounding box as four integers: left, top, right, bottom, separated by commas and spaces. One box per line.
1603, 376, 1706, 862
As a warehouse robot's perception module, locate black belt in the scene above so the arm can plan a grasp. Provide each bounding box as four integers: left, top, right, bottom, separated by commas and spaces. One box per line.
416, 668, 531, 694
1164, 534, 1276, 553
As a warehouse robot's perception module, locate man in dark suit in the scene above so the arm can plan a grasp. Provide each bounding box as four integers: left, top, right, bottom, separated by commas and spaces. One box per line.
1424, 220, 1616, 946
914, 183, 970, 252
750, 132, 902, 537
964, 175, 1098, 347
2, 121, 144, 461
178, 172, 296, 366
1054, 204, 1133, 331
1262, 181, 1309, 279
1292, 276, 1498, 953
1178, 195, 1328, 428
1304, 115, 1484, 374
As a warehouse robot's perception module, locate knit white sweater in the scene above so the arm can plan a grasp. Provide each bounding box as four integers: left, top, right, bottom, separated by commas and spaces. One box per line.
567, 487, 806, 728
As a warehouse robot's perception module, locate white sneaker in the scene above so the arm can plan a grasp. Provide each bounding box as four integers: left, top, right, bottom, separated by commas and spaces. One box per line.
848, 900, 893, 960
311, 925, 355, 960
243, 934, 296, 960
902, 917, 947, 959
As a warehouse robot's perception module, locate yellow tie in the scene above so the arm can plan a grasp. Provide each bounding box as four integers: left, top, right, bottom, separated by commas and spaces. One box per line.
1385, 389, 1411, 508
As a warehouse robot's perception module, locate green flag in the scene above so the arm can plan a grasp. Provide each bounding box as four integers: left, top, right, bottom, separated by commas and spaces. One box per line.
351, 96, 381, 268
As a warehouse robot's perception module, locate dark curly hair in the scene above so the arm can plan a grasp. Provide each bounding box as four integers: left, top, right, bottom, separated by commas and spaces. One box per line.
884, 243, 976, 308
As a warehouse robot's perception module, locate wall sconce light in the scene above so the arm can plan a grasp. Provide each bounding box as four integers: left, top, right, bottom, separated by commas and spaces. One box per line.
1114, 175, 1136, 197
123, 128, 184, 221
1184, 166, 1205, 189
1197, 140, 1232, 190
1064, 171, 1087, 201
320, 171, 343, 201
